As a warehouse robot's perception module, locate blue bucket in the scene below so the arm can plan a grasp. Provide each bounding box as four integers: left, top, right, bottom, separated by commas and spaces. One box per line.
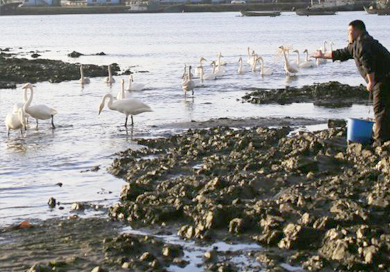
347, 118, 374, 144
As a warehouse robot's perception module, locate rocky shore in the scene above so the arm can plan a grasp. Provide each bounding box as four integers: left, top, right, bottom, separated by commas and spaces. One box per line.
107, 122, 390, 271
242, 81, 370, 108
0, 49, 120, 88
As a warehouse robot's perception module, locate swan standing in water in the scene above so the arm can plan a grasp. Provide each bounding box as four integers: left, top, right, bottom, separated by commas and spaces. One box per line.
5, 108, 27, 136
13, 90, 30, 122
104, 65, 115, 84
256, 56, 273, 76
200, 65, 216, 80
279, 46, 299, 76
98, 93, 152, 127
22, 83, 57, 129
182, 65, 195, 96
127, 75, 145, 92
216, 52, 227, 67
79, 64, 90, 85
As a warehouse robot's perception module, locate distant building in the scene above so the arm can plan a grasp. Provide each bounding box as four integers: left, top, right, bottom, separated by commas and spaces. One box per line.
21, 0, 55, 6
160, 0, 203, 4
60, 0, 120, 6
126, 0, 159, 11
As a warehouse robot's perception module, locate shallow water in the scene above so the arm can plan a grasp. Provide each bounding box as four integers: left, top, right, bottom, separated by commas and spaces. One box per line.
0, 11, 386, 227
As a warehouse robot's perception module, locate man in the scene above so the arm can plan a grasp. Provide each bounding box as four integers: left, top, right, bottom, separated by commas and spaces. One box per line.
312, 20, 390, 145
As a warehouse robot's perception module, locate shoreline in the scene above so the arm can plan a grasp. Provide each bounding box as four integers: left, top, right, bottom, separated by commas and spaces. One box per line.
0, 1, 371, 16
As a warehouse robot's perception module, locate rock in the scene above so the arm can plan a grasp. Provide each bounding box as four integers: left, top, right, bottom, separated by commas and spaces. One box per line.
68, 51, 83, 58
327, 119, 347, 128
31, 53, 41, 58
90, 267, 106, 272
71, 202, 84, 211
278, 223, 323, 250
95, 52, 106, 55
48, 197, 56, 208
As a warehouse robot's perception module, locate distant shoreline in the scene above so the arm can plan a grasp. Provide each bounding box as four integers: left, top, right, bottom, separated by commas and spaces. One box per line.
0, 1, 371, 16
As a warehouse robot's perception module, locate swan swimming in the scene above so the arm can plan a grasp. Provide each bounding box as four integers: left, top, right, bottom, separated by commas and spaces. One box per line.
216, 52, 227, 67
300, 49, 316, 68
116, 79, 131, 100
127, 75, 145, 92
79, 64, 90, 85
238, 57, 247, 75
182, 65, 195, 96
194, 57, 207, 76
256, 56, 273, 76
104, 65, 115, 84
5, 108, 27, 136
279, 46, 299, 76
293, 50, 315, 68
316, 41, 328, 65
98, 93, 152, 127
210, 61, 225, 77
200, 65, 216, 80
22, 83, 57, 129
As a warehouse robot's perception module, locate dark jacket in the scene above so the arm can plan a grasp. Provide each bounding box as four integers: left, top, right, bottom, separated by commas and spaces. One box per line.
332, 31, 390, 84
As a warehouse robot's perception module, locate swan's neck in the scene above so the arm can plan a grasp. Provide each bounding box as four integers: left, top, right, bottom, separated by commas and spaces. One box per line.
128, 77, 132, 89
323, 42, 327, 53
247, 48, 250, 58
259, 59, 265, 74
305, 51, 309, 62
108, 66, 112, 78
121, 81, 125, 98
212, 63, 216, 74
200, 67, 204, 83
188, 67, 192, 81
282, 50, 289, 67
80, 66, 84, 78
296, 52, 301, 65
23, 87, 33, 112
104, 94, 114, 110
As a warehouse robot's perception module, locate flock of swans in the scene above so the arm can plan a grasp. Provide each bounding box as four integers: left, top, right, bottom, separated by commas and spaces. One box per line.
182, 41, 334, 96
5, 41, 334, 136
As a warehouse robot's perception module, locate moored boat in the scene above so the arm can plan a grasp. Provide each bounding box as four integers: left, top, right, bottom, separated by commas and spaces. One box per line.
240, 10, 281, 17
363, 6, 377, 13
295, 8, 337, 15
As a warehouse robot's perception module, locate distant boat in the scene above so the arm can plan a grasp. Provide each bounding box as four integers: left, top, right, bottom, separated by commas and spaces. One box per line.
295, 8, 337, 15
0, 0, 22, 15
240, 10, 281, 17
377, 8, 390, 15
364, 6, 377, 13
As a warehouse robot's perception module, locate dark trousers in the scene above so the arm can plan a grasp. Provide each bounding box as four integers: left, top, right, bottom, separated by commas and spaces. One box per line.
373, 77, 390, 143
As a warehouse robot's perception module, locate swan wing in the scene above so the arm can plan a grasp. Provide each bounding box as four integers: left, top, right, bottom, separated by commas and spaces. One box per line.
112, 99, 152, 115
26, 105, 57, 120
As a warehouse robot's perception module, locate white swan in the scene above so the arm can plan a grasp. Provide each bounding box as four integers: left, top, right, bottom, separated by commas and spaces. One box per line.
251, 54, 262, 72
200, 65, 217, 81
329, 41, 334, 51
182, 65, 195, 96
194, 57, 207, 76
279, 46, 299, 76
216, 52, 227, 67
300, 49, 316, 68
211, 61, 225, 77
79, 64, 90, 85
13, 90, 30, 122
238, 57, 247, 75
293, 50, 315, 69
316, 41, 327, 65
5, 108, 27, 136
247, 48, 256, 66
22, 83, 57, 129
98, 93, 152, 127
116, 79, 131, 100
256, 56, 273, 76
104, 65, 115, 84
127, 75, 145, 92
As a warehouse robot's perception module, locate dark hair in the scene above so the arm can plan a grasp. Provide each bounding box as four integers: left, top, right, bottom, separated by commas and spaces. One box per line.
349, 20, 366, 31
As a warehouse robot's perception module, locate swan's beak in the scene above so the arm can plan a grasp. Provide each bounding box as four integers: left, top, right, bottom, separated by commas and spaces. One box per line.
22, 83, 32, 89
98, 104, 103, 115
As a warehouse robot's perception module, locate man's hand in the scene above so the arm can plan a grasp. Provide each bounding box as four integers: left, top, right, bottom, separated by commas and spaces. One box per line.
367, 81, 374, 92
310, 50, 323, 59
366, 73, 375, 92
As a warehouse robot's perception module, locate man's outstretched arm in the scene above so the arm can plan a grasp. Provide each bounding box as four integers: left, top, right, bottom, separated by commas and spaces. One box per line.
311, 50, 333, 59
